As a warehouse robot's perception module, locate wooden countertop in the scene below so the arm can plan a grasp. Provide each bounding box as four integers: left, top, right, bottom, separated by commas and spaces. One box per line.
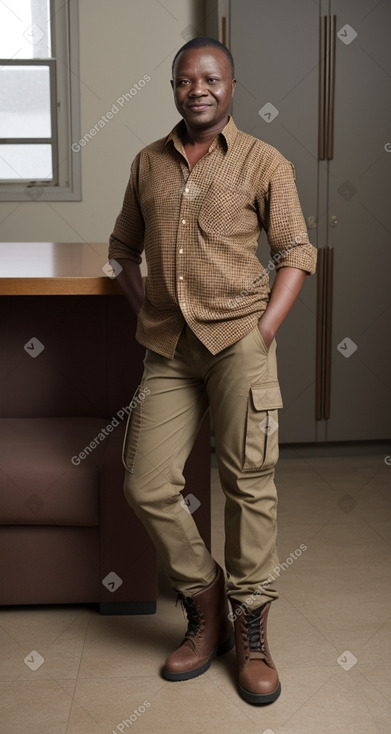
0, 242, 123, 295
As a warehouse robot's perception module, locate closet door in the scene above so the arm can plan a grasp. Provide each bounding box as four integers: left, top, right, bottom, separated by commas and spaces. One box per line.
230, 0, 320, 442
325, 0, 391, 439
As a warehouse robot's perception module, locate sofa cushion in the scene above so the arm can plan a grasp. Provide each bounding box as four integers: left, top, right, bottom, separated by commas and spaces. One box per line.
0, 418, 111, 526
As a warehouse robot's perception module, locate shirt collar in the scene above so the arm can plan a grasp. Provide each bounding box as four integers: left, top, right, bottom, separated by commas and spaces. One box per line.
163, 115, 238, 154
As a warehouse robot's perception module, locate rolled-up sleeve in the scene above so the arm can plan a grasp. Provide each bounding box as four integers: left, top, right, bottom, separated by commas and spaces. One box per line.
261, 160, 317, 276
108, 153, 145, 264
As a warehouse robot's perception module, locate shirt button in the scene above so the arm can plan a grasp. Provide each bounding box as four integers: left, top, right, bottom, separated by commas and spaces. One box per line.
184, 187, 190, 193
179, 276, 184, 281
181, 219, 186, 225
179, 248, 183, 254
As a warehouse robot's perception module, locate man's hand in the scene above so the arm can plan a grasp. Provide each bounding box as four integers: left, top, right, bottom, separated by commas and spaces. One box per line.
258, 266, 308, 349
257, 319, 276, 351
113, 258, 145, 316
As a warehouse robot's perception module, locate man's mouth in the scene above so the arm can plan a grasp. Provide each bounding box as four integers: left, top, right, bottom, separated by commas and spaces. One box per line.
187, 104, 212, 111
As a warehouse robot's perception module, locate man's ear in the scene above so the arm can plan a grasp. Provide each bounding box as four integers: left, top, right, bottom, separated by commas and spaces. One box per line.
231, 78, 237, 98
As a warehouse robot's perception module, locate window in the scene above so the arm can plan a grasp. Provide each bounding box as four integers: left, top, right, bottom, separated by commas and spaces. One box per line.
0, 0, 81, 200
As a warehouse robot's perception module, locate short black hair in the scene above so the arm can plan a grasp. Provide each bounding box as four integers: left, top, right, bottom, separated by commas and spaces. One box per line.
171, 36, 235, 79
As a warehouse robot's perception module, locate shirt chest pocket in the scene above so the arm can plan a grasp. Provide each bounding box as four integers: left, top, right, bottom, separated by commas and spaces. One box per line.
197, 183, 256, 236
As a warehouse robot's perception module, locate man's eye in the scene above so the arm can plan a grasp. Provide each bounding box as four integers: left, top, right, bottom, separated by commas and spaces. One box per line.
208, 77, 218, 82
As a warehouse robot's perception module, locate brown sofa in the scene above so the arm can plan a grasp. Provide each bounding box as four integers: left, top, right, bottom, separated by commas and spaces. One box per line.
0, 294, 211, 613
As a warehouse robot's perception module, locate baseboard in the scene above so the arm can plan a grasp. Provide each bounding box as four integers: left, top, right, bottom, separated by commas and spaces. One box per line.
99, 601, 157, 615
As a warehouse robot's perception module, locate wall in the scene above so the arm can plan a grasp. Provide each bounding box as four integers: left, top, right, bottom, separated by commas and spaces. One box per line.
0, 0, 205, 270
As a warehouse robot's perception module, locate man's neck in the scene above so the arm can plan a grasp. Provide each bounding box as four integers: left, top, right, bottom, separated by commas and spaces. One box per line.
182, 116, 229, 146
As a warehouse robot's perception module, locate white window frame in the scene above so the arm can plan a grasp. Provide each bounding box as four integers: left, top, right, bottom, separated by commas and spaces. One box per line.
0, 0, 81, 201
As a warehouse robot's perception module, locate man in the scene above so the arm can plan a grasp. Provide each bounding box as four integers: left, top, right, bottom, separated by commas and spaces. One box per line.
108, 37, 317, 705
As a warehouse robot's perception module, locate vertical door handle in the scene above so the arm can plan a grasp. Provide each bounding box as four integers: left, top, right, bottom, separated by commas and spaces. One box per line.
327, 15, 336, 160
316, 247, 334, 420
315, 247, 325, 420
323, 247, 334, 419
318, 15, 327, 160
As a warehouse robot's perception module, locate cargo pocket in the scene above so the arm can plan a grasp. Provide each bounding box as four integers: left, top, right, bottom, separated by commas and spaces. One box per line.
121, 398, 143, 473
243, 382, 283, 472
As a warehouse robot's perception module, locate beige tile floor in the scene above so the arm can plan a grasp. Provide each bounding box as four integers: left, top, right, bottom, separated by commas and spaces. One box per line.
1, 450, 390, 734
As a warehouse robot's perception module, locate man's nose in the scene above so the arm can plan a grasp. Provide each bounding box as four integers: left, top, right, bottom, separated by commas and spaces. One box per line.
189, 81, 208, 96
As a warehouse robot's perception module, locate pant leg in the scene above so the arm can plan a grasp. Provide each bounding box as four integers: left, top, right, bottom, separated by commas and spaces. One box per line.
203, 325, 283, 608
122, 329, 217, 594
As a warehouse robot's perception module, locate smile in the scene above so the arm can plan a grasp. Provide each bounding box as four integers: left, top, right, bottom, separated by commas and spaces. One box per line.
188, 104, 212, 110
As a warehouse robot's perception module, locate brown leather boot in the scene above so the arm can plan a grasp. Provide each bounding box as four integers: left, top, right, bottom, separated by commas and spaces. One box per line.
230, 599, 281, 704
163, 564, 234, 681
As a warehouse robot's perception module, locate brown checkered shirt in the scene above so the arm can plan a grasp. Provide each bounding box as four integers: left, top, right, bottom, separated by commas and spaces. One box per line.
108, 115, 317, 359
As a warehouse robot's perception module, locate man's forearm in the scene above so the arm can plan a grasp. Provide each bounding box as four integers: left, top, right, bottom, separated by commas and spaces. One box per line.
258, 266, 307, 348
113, 258, 145, 316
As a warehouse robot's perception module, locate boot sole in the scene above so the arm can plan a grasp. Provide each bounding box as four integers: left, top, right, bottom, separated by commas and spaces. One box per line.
163, 633, 235, 681
239, 680, 281, 705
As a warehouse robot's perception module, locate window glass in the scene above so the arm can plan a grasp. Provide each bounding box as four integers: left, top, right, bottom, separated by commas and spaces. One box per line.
0, 0, 51, 59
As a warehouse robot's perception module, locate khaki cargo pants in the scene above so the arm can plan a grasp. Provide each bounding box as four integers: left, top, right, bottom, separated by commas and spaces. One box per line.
122, 323, 283, 608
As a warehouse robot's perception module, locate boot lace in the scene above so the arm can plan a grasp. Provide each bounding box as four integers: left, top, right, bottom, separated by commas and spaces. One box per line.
175, 592, 204, 638
242, 606, 267, 657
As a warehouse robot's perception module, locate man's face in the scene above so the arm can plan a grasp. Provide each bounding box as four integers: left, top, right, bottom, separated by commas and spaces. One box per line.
171, 47, 236, 130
